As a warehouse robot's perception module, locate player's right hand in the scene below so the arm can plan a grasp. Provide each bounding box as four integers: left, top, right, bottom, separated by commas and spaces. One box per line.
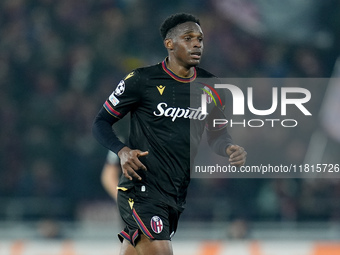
118, 146, 148, 181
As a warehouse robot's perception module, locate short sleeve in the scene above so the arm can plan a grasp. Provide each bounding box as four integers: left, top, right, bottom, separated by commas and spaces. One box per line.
103, 70, 142, 119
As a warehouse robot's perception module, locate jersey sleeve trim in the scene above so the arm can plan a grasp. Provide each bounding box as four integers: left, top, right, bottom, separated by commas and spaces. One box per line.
103, 101, 122, 119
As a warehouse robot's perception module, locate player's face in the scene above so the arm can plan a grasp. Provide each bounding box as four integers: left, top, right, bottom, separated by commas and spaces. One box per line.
168, 22, 204, 68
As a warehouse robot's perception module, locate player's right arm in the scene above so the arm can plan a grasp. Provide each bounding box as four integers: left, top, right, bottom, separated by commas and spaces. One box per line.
93, 110, 148, 180
92, 71, 148, 180
118, 147, 148, 181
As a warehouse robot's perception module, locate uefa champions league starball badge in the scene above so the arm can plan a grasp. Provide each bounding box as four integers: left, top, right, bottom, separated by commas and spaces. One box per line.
114, 80, 125, 96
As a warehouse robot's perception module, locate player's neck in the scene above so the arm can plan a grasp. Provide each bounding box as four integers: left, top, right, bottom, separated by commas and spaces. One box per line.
166, 57, 195, 78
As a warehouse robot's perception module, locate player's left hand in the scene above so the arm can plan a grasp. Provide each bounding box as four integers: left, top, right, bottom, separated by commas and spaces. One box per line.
226, 145, 247, 167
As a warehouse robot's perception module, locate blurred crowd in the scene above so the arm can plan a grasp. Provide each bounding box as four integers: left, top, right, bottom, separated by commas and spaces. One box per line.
0, 0, 340, 223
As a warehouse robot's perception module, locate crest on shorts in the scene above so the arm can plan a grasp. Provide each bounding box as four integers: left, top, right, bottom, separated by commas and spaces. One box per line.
150, 216, 163, 234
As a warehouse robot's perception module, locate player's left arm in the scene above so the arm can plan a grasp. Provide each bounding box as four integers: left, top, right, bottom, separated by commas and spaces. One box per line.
206, 106, 246, 167
206, 124, 247, 167
226, 144, 247, 167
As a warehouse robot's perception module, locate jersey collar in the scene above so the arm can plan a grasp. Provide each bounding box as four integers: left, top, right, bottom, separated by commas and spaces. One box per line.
161, 58, 197, 83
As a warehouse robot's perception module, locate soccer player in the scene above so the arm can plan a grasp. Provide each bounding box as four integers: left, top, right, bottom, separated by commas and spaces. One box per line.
93, 13, 247, 255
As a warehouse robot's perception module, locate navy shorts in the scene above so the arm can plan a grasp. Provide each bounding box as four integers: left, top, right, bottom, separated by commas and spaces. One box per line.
117, 184, 181, 246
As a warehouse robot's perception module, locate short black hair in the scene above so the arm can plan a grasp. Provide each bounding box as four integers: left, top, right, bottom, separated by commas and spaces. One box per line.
160, 13, 200, 40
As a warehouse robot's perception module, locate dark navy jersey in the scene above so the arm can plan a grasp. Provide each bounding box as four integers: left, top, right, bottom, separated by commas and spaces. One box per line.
93, 59, 233, 211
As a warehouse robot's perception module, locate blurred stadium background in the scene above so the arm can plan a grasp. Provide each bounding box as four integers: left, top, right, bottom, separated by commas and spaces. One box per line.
1, 0, 340, 254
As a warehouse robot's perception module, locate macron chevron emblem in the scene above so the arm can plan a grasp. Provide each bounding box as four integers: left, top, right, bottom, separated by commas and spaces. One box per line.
157, 85, 165, 95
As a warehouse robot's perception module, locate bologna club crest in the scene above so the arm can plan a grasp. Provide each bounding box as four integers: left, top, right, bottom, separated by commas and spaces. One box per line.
203, 86, 213, 104
198, 82, 223, 107
150, 216, 163, 234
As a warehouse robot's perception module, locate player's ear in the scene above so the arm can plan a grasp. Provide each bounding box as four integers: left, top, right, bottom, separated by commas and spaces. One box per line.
164, 38, 174, 51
